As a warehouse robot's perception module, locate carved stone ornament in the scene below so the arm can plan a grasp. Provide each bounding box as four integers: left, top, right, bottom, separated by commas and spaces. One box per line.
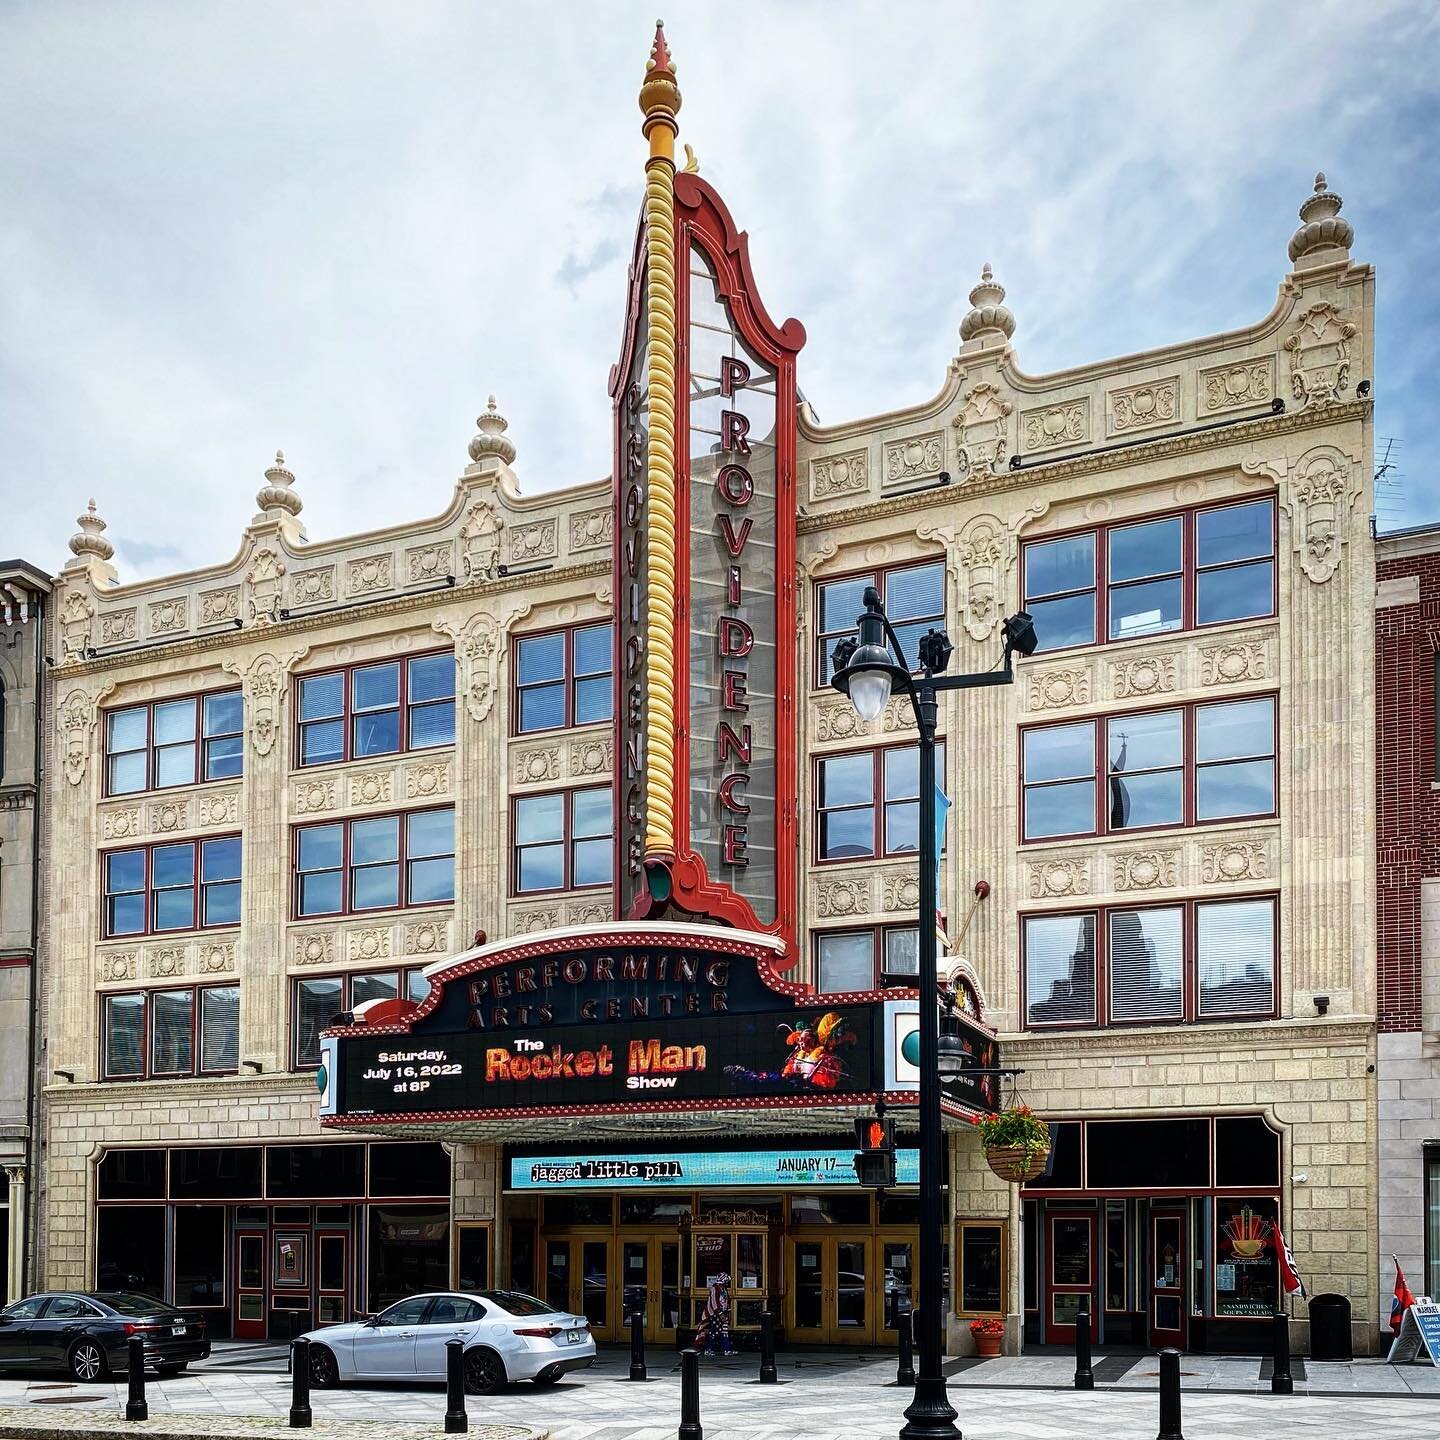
407, 542, 454, 584
100, 951, 139, 983
222, 651, 301, 757
1110, 653, 1177, 701
1283, 446, 1360, 583
347, 927, 393, 962
1201, 839, 1271, 884
1199, 639, 1268, 686
404, 760, 451, 800
98, 609, 137, 645
1028, 665, 1091, 711
570, 738, 612, 777
814, 696, 869, 743
1022, 398, 1089, 454
59, 685, 112, 786
513, 907, 562, 935
349, 771, 393, 807
956, 516, 1011, 642
815, 875, 873, 919
435, 612, 505, 721
59, 589, 95, 660
951, 383, 1012, 479
149, 799, 192, 834
1108, 378, 1178, 435
245, 547, 288, 625
569, 507, 614, 553
509, 519, 558, 564
568, 900, 612, 926
291, 566, 335, 606
881, 871, 921, 913
199, 588, 241, 626
404, 921, 449, 956
1199, 358, 1274, 413
102, 807, 142, 841
515, 747, 561, 785
293, 932, 337, 967
293, 778, 338, 814
148, 597, 188, 635
348, 554, 393, 597
148, 945, 188, 979
198, 792, 240, 826
198, 942, 236, 974
810, 450, 869, 501
460, 502, 504, 583
884, 433, 944, 484
1026, 857, 1091, 900
1284, 302, 1357, 409
1113, 849, 1179, 892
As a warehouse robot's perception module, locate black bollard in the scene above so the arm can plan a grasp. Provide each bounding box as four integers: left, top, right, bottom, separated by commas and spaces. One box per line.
758, 1310, 777, 1385
1156, 1347, 1183, 1440
629, 1310, 647, 1382
1075, 1297, 1094, 1390
289, 1337, 312, 1429
678, 1347, 702, 1440
445, 1337, 468, 1433
896, 1298, 915, 1386
286, 1309, 302, 1373
125, 1335, 148, 1422
1270, 1309, 1293, 1395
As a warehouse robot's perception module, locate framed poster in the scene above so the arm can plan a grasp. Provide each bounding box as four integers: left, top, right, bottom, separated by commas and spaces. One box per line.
273, 1232, 309, 1289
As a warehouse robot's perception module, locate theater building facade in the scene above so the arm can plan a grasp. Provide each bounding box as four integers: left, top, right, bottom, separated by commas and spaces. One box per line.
38, 27, 1378, 1355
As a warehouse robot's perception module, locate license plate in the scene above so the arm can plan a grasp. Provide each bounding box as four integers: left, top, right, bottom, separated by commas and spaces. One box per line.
172, 1325, 187, 1336
566, 1329, 580, 1344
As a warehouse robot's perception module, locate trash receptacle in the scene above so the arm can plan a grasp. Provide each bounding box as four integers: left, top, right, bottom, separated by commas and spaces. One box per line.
1307, 1292, 1352, 1360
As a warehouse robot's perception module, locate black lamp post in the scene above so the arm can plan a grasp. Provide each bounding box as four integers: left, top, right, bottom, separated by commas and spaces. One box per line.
831, 587, 1036, 1440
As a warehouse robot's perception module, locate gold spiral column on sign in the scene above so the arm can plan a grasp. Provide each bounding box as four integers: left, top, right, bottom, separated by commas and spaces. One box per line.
638, 21, 681, 858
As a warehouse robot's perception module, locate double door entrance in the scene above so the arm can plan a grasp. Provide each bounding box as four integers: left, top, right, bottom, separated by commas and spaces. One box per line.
234, 1219, 351, 1340
544, 1232, 682, 1343
785, 1233, 916, 1346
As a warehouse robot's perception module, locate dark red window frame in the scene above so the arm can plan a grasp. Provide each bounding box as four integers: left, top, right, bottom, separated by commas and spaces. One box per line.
1020, 495, 1278, 657
102, 688, 244, 798
1019, 692, 1278, 844
1020, 895, 1280, 1031
99, 983, 240, 1081
293, 649, 456, 770
813, 558, 948, 689
813, 924, 922, 992
510, 784, 615, 896
100, 835, 243, 939
510, 622, 616, 736
290, 806, 456, 919
290, 968, 430, 1071
813, 739, 948, 865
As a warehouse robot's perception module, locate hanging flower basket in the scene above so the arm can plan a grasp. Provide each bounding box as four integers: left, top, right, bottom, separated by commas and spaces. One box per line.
972, 1104, 1051, 1185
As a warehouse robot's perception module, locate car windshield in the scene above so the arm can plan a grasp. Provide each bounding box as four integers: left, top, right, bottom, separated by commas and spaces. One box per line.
474, 1290, 559, 1317
91, 1292, 178, 1317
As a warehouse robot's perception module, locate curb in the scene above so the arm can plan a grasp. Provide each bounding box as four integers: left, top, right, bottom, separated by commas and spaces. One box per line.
0, 1409, 544, 1440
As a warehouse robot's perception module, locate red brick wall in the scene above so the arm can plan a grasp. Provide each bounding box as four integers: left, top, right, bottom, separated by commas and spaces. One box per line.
1376, 545, 1440, 1032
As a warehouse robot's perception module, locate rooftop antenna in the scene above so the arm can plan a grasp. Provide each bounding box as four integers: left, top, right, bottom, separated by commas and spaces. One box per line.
1372, 436, 1406, 534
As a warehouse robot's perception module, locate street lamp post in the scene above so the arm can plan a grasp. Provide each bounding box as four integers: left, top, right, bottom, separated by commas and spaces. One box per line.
830, 587, 1036, 1440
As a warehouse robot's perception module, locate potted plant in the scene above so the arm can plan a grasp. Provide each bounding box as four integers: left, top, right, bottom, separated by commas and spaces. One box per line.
969, 1316, 1005, 1358
972, 1104, 1051, 1184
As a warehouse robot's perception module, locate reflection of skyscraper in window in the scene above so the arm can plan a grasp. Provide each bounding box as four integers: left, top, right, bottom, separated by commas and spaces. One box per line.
1029, 918, 1095, 1024
1109, 732, 1130, 830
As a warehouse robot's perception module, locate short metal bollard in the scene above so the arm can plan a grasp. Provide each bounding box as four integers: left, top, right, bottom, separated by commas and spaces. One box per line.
758, 1310, 778, 1385
445, 1337, 468, 1434
1270, 1309, 1293, 1395
1156, 1347, 1183, 1440
1074, 1297, 1095, 1390
125, 1335, 147, 1422
896, 1298, 915, 1386
678, 1347, 702, 1440
289, 1337, 312, 1429
286, 1309, 302, 1373
629, 1310, 647, 1382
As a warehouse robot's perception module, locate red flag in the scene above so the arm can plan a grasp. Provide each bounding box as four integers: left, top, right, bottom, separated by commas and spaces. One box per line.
1273, 1223, 1306, 1300
1391, 1255, 1418, 1334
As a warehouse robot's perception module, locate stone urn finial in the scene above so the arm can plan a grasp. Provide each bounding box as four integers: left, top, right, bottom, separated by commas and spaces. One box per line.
255, 449, 303, 519
1289, 170, 1354, 267
68, 498, 115, 562
468, 395, 517, 465
959, 262, 1016, 352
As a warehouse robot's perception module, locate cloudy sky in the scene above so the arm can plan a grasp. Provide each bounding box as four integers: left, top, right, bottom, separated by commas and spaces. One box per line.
4, 1, 1438, 581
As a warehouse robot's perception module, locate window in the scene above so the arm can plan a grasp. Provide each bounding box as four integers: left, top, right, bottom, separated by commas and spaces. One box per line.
815, 927, 920, 992
512, 786, 613, 893
1022, 498, 1276, 653
103, 690, 244, 795
101, 985, 239, 1079
1021, 696, 1275, 842
815, 560, 945, 685
816, 743, 946, 862
291, 970, 431, 1068
102, 837, 243, 937
1426, 1148, 1440, 1300
956, 1222, 1004, 1315
1023, 897, 1276, 1029
296, 653, 456, 767
293, 808, 455, 917
513, 624, 614, 733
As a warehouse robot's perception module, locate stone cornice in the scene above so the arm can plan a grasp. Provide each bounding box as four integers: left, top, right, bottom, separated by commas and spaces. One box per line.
1000, 1014, 1374, 1058
43, 1074, 321, 1103
797, 399, 1372, 536
51, 559, 613, 681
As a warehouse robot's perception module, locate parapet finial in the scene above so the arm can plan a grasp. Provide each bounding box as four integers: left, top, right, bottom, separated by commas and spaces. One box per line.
68, 498, 115, 562
639, 20, 682, 157
256, 450, 303, 520
959, 262, 1016, 351
468, 395, 517, 466
1289, 170, 1353, 267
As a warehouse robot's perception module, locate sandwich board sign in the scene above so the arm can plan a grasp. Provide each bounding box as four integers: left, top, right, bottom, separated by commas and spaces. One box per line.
1386, 1297, 1440, 1364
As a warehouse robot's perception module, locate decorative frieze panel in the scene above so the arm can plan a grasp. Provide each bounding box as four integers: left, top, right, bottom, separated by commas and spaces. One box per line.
1112, 848, 1180, 893
292, 777, 339, 815
199, 588, 242, 627
511, 905, 563, 935
101, 807, 143, 841
1284, 302, 1356, 409
1107, 378, 1178, 435
1027, 665, 1091, 712
1026, 857, 1092, 901
147, 945, 188, 979
568, 508, 614, 553
880, 869, 920, 913
567, 899, 612, 926
197, 941, 237, 975
1109, 653, 1177, 702
514, 746, 561, 786
1021, 398, 1089, 454
883, 433, 944, 485
459, 502, 504, 583
814, 874, 874, 920
290, 566, 336, 607
951, 383, 1012, 478
1200, 838, 1272, 884
406, 542, 454, 585
99, 950, 139, 984
349, 769, 394, 808
59, 590, 95, 660
570, 736, 612, 778
403, 759, 452, 801
346, 925, 393, 962
811, 694, 918, 744
149, 798, 193, 834
96, 608, 138, 646
347, 554, 393, 597
1199, 357, 1274, 413
245, 548, 287, 625
509, 519, 559, 564
292, 931, 337, 968
1199, 637, 1269, 686
404, 920, 451, 958
148, 597, 188, 636
810, 450, 869, 501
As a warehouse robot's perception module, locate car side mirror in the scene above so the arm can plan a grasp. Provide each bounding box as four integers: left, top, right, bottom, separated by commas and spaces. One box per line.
362, 1316, 379, 1328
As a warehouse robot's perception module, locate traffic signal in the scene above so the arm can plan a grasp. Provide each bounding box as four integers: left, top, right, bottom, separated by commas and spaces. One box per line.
853, 1115, 896, 1189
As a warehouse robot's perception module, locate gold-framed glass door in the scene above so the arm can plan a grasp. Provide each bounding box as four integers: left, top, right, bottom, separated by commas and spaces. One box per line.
785, 1235, 875, 1344
621, 1234, 682, 1344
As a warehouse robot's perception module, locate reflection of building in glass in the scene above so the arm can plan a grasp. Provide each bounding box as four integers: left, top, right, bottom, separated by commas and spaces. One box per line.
1109, 733, 1131, 829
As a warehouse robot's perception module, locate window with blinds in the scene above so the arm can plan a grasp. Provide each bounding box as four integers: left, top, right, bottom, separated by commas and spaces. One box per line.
1108, 907, 1183, 1021
1196, 898, 1276, 1017
1024, 914, 1096, 1026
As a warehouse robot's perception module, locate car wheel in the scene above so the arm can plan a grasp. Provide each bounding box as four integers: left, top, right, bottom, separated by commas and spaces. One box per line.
309, 1345, 340, 1389
68, 1340, 107, 1383
531, 1367, 561, 1387
463, 1347, 505, 1396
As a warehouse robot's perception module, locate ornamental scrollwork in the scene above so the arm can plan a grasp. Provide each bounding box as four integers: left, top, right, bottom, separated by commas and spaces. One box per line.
1113, 849, 1179, 892
1284, 302, 1356, 410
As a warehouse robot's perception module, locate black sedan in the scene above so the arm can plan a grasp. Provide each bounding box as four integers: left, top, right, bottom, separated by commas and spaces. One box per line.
0, 1292, 211, 1380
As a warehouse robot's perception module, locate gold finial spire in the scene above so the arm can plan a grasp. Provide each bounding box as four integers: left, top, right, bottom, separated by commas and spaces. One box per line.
639, 19, 682, 163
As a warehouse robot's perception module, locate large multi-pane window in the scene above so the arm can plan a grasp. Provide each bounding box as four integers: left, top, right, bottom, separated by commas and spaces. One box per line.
815, 926, 920, 992
101, 985, 239, 1079
1022, 498, 1276, 653
816, 743, 947, 862
512, 787, 613, 893
513, 624, 614, 733
1022, 897, 1276, 1029
1021, 696, 1275, 841
293, 808, 455, 917
102, 837, 242, 938
296, 653, 456, 767
104, 691, 244, 795
815, 560, 945, 685
291, 970, 430, 1069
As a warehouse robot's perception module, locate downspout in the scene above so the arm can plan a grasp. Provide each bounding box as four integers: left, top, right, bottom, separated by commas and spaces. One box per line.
22, 592, 45, 1294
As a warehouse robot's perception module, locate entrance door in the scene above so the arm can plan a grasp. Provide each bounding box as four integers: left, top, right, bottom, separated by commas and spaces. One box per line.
787, 1236, 873, 1344
1045, 1213, 1096, 1343
234, 1231, 266, 1340
878, 1236, 917, 1343
1149, 1209, 1187, 1350
621, 1236, 681, 1344
543, 1235, 618, 1338
316, 1232, 349, 1326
